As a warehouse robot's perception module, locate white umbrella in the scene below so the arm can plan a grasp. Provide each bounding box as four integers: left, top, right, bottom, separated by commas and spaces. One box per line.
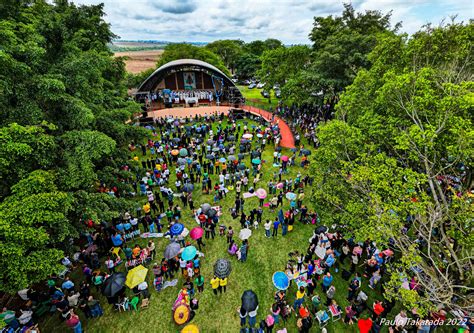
239, 228, 252, 240
181, 228, 189, 237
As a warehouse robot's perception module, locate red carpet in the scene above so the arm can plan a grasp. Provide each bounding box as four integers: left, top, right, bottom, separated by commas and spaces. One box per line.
242, 106, 295, 149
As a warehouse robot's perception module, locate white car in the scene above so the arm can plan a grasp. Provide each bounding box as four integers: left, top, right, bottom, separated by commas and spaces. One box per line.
257, 82, 265, 89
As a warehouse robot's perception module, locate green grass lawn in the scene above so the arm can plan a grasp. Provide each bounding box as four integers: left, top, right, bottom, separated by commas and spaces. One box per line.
238, 85, 278, 110
40, 118, 397, 333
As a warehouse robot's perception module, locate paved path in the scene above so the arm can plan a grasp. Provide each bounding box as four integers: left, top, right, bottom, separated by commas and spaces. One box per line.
148, 106, 295, 148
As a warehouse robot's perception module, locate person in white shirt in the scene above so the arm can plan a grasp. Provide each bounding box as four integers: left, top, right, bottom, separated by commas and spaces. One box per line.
264, 220, 272, 237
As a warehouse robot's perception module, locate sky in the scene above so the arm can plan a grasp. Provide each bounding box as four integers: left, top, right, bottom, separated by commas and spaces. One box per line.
72, 0, 473, 44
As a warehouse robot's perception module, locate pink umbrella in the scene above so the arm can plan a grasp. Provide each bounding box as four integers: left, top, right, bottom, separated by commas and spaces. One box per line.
276, 182, 284, 189
256, 188, 267, 199
382, 249, 394, 256
281, 155, 289, 162
242, 133, 253, 139
190, 227, 204, 240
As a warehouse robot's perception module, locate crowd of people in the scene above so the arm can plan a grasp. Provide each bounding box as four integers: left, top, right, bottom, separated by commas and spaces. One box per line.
1, 109, 472, 333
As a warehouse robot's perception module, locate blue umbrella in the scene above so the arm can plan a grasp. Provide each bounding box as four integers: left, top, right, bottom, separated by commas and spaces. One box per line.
170, 223, 184, 236
219, 157, 226, 163
272, 271, 289, 290
181, 246, 197, 261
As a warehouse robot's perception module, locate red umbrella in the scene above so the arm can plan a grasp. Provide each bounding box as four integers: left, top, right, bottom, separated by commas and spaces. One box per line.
190, 227, 204, 240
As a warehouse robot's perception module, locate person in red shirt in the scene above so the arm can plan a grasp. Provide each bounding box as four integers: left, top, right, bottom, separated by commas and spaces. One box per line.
373, 301, 385, 317
65, 310, 82, 333
357, 317, 373, 333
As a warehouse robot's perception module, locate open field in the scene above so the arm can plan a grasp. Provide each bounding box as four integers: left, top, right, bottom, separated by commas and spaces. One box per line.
114, 50, 163, 74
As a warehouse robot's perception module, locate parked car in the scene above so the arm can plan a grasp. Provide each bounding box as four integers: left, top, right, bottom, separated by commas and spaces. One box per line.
248, 83, 257, 89
275, 89, 281, 98
257, 82, 265, 89
261, 90, 270, 98
242, 79, 251, 85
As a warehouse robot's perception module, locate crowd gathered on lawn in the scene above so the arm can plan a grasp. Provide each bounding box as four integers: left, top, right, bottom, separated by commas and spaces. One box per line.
2, 109, 473, 333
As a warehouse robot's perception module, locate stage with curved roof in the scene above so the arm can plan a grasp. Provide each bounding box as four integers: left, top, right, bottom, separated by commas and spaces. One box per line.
136, 59, 243, 100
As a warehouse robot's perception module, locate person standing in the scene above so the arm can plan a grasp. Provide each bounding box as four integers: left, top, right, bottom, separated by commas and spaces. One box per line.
272, 218, 280, 237
210, 276, 220, 295
65, 310, 82, 333
264, 220, 271, 238
219, 276, 227, 293
322, 273, 333, 293
226, 226, 234, 243
195, 274, 204, 293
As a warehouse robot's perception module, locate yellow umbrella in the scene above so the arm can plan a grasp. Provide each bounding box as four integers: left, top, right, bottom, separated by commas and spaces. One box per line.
171, 149, 179, 156
181, 324, 199, 333
173, 304, 190, 325
125, 265, 148, 289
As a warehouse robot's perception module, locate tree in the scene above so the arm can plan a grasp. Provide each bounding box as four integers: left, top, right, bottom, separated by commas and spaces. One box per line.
311, 21, 473, 315
205, 39, 243, 73
0, 170, 75, 293
257, 45, 311, 89
279, 4, 394, 106
157, 43, 230, 76
235, 53, 261, 79
0, 0, 144, 293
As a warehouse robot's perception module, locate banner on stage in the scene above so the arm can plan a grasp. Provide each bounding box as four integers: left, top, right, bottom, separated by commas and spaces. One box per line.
183, 72, 196, 90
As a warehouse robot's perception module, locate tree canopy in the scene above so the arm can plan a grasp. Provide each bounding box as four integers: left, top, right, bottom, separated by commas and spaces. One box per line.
0, 0, 141, 292
310, 21, 473, 315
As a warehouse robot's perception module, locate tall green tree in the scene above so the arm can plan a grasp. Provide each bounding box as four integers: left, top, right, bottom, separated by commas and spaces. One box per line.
311, 21, 473, 315
205, 39, 243, 74
257, 45, 311, 89
0, 0, 143, 292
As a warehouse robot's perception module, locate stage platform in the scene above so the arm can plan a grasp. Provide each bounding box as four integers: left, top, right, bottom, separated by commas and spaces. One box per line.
147, 106, 295, 148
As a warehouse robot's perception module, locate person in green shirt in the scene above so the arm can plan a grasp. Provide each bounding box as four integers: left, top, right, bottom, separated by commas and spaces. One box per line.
1, 308, 19, 330
195, 274, 204, 293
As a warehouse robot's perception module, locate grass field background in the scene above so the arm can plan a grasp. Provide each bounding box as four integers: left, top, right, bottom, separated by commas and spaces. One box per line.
40, 117, 398, 333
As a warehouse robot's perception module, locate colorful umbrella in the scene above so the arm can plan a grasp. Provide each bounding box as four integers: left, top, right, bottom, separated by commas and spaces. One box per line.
173, 304, 190, 325
256, 188, 267, 199
241, 290, 258, 312
206, 154, 215, 160
256, 133, 263, 138
228, 155, 236, 161
383, 249, 394, 256
190, 227, 204, 240
214, 259, 232, 279
219, 157, 226, 163
276, 182, 284, 189
285, 192, 296, 200
301, 149, 311, 156
242, 133, 253, 139
181, 324, 199, 333
181, 246, 197, 261
171, 149, 179, 156
183, 183, 194, 193
315, 226, 328, 235
207, 208, 217, 218
177, 158, 187, 165
239, 228, 252, 240
164, 242, 181, 259
272, 271, 290, 290
102, 273, 126, 297
281, 155, 289, 162
125, 265, 148, 289
179, 148, 188, 157
251, 158, 261, 164
170, 223, 185, 236
201, 203, 211, 213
